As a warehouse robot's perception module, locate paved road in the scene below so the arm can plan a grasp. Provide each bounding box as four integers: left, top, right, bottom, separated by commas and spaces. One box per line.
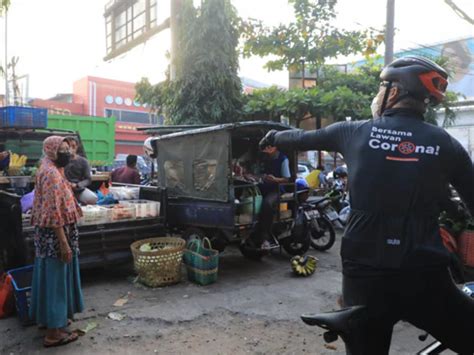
0, 234, 454, 354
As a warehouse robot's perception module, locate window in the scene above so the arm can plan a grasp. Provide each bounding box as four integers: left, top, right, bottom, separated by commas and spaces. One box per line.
133, 0, 146, 15
164, 160, 184, 190
104, 0, 159, 59
193, 159, 217, 191
105, 109, 157, 124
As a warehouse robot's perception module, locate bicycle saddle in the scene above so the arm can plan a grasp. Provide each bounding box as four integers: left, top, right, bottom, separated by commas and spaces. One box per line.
301, 306, 367, 333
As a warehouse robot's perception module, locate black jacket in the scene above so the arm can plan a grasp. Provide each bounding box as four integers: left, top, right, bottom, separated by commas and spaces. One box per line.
273, 108, 474, 274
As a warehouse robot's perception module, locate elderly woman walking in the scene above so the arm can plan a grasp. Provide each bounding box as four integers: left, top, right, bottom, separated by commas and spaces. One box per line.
29, 136, 84, 347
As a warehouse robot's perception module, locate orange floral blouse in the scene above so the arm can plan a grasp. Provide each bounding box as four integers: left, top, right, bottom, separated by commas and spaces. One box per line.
31, 158, 82, 228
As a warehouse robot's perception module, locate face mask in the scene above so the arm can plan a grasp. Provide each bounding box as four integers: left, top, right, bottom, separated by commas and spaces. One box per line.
55, 152, 71, 167
370, 96, 380, 119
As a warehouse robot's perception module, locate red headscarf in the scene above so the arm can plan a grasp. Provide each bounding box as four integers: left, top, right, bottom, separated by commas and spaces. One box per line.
42, 135, 65, 162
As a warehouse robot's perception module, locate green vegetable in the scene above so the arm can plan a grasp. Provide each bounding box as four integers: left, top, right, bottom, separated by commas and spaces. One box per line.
139, 243, 152, 252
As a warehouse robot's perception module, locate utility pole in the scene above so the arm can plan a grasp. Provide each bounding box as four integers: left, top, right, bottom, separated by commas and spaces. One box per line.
300, 59, 305, 90
384, 0, 395, 66
170, 0, 182, 81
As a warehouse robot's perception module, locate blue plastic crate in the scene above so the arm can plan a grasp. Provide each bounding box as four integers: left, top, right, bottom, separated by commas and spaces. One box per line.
0, 106, 48, 128
7, 264, 34, 325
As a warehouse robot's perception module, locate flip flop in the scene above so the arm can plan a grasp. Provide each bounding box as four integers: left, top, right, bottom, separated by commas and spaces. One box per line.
43, 332, 78, 348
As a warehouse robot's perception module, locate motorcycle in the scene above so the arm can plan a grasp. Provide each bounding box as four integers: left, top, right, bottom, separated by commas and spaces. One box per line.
297, 189, 336, 252
322, 184, 350, 229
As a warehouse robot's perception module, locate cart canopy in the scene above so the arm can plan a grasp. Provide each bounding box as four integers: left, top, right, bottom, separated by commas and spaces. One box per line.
151, 121, 292, 202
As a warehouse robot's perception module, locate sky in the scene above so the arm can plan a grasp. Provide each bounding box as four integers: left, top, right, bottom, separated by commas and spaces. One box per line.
0, 0, 473, 99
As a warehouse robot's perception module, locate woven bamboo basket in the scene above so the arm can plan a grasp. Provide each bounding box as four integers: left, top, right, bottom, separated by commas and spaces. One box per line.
130, 236, 186, 287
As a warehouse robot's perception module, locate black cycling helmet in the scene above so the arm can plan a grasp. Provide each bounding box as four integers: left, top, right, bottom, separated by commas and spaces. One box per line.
333, 166, 347, 179
380, 55, 449, 106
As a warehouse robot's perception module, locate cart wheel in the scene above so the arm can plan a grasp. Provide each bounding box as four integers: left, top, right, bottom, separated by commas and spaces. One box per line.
239, 237, 265, 260
182, 228, 207, 243
209, 231, 227, 253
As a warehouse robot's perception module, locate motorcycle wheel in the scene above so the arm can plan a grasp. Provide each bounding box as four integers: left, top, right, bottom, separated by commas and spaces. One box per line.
239, 237, 265, 260
282, 230, 311, 256
310, 216, 336, 251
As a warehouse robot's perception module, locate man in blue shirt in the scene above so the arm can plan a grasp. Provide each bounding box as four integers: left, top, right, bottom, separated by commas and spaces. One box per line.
258, 145, 291, 249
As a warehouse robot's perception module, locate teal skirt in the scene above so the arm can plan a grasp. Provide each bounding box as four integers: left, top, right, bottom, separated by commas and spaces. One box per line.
29, 255, 84, 328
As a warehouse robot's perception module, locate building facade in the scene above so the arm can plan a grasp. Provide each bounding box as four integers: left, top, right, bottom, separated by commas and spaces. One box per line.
31, 76, 156, 156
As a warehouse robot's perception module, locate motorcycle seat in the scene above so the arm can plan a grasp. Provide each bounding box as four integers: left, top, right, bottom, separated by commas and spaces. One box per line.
306, 196, 328, 205
301, 306, 367, 332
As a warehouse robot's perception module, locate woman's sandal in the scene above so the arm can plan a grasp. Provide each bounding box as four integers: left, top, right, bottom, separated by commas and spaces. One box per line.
38, 319, 72, 330
43, 332, 78, 348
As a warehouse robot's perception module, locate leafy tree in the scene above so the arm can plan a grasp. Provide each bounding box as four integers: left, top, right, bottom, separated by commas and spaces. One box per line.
0, 0, 10, 15
136, 0, 243, 125
241, 0, 384, 74
243, 59, 459, 127
135, 78, 168, 117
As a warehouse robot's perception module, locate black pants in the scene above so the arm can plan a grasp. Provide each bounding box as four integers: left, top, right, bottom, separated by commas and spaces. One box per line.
342, 268, 474, 355
256, 192, 279, 243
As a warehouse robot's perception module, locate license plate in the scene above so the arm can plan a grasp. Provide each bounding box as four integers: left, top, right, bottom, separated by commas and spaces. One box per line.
326, 211, 339, 221
305, 210, 320, 219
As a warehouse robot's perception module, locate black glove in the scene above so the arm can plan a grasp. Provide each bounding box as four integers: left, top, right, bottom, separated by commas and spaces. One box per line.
259, 130, 277, 150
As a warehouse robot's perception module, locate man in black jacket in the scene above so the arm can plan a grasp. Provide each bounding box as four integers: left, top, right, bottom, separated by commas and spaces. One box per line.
260, 56, 474, 354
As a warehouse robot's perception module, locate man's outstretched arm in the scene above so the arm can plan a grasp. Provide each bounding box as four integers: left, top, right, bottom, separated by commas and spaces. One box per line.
260, 121, 362, 154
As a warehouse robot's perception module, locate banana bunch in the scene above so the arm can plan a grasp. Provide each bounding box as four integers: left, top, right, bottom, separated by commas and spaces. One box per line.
291, 255, 318, 277
8, 153, 28, 176
10, 153, 28, 168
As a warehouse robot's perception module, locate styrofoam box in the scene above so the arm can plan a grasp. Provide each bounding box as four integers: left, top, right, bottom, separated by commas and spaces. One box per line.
119, 199, 160, 218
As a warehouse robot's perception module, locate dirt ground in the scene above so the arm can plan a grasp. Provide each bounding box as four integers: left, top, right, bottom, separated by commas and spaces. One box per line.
0, 235, 455, 355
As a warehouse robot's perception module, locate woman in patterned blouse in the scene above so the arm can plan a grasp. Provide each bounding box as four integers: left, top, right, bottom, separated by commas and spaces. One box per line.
29, 136, 84, 348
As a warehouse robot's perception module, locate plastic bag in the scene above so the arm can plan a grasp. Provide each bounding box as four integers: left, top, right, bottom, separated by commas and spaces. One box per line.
0, 274, 14, 318
20, 190, 35, 213
96, 191, 116, 205
99, 182, 110, 196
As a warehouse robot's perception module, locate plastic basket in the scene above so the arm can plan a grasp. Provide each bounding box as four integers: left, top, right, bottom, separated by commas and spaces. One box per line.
78, 205, 109, 225
130, 237, 185, 287
238, 186, 262, 215
7, 265, 34, 325
7, 176, 30, 188
107, 204, 136, 221
0, 106, 47, 128
459, 230, 474, 267
120, 200, 160, 218
183, 238, 219, 286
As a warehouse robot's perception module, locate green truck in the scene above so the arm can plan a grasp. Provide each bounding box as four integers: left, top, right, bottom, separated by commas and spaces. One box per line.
47, 114, 115, 166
